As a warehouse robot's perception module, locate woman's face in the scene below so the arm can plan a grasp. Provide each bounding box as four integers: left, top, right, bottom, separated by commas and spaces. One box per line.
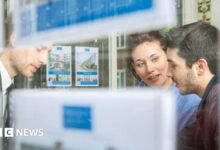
131, 40, 172, 87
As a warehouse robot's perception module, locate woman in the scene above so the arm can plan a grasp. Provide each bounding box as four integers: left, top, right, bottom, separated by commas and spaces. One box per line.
127, 31, 200, 132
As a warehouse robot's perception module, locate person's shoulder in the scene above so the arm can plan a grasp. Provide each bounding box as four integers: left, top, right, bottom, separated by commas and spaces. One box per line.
176, 94, 200, 115
207, 82, 220, 101
208, 75, 220, 95
137, 81, 148, 88
178, 93, 201, 108
172, 84, 200, 102
183, 93, 200, 100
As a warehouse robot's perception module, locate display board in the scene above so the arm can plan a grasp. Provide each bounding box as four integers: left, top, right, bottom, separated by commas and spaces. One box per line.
47, 46, 72, 87
11, 89, 176, 150
13, 0, 176, 46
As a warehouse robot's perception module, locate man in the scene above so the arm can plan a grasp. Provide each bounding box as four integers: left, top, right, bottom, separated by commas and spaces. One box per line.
0, 45, 51, 113
0, 44, 51, 150
165, 21, 219, 150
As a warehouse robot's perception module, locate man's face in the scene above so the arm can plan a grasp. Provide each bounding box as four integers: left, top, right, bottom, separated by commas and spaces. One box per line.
166, 48, 199, 94
12, 45, 51, 77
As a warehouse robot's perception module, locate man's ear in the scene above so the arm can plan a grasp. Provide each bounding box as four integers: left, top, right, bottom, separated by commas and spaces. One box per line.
193, 59, 208, 76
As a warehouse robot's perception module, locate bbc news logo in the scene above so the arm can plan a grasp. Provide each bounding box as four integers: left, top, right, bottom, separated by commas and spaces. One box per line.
0, 128, 44, 137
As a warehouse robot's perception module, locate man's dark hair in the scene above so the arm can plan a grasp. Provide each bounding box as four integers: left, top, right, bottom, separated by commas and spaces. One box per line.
164, 21, 219, 74
127, 31, 164, 81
